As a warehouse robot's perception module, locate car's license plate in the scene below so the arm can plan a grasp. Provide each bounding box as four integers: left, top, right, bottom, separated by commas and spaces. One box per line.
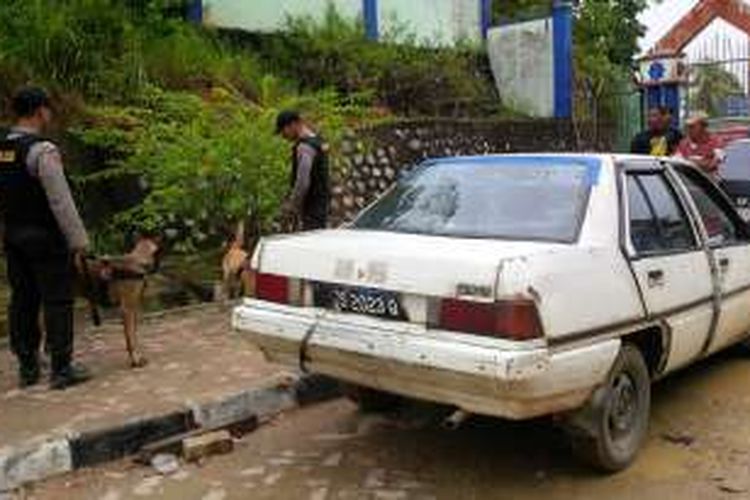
316, 284, 404, 320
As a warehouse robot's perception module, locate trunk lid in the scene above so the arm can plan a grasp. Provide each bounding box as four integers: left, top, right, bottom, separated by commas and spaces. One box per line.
255, 229, 569, 300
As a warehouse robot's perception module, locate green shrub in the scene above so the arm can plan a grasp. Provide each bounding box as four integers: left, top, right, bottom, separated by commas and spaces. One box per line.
73, 86, 380, 252
0, 0, 265, 106
140, 18, 265, 98
1, 0, 383, 252
1, 0, 487, 253
252, 5, 500, 117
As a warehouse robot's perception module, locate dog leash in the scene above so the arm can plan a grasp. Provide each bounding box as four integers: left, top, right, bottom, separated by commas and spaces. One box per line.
298, 320, 319, 374
79, 255, 102, 327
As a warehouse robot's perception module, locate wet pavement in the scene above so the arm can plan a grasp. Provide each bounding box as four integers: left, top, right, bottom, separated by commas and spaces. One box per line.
16, 345, 750, 499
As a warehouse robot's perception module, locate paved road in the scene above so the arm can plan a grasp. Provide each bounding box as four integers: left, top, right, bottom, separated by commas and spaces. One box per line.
0, 306, 275, 451
20, 347, 750, 500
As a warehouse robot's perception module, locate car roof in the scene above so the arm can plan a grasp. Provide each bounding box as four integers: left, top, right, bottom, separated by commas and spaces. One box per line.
726, 138, 750, 147
425, 153, 608, 162
422, 152, 679, 163
422, 153, 618, 170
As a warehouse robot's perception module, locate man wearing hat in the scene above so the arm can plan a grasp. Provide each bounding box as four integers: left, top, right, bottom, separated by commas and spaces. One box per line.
675, 112, 725, 178
0, 87, 91, 389
275, 110, 330, 231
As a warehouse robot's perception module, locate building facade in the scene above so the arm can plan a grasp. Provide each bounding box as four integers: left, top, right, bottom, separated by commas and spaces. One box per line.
202, 0, 490, 46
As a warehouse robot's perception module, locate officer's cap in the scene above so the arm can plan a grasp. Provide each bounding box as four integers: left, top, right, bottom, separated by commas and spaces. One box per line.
12, 87, 51, 118
275, 110, 301, 134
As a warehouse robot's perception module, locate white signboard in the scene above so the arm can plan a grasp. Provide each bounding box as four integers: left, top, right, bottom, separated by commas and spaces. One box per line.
487, 18, 554, 117
638, 56, 687, 86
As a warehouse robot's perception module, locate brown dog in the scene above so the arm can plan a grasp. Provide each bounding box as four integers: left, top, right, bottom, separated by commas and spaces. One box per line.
78, 236, 162, 368
221, 221, 253, 300
221, 212, 262, 300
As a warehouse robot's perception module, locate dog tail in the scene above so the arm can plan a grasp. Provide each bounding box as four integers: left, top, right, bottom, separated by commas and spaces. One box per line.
242, 204, 262, 252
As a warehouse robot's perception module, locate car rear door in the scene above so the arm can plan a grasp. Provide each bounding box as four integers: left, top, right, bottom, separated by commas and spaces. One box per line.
622, 162, 715, 372
719, 139, 750, 222
672, 164, 750, 353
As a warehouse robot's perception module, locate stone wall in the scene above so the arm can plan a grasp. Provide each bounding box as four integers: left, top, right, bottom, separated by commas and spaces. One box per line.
330, 118, 612, 224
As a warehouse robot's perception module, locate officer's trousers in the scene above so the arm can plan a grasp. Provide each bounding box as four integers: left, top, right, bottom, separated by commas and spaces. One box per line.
4, 226, 74, 375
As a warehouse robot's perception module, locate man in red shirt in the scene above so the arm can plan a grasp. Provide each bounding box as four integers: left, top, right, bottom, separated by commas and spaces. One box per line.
675, 112, 724, 178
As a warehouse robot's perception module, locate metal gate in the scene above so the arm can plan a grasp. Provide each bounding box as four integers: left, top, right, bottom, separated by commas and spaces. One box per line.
685, 30, 750, 121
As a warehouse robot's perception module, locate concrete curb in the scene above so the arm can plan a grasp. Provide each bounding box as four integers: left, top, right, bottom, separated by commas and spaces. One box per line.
0, 373, 340, 493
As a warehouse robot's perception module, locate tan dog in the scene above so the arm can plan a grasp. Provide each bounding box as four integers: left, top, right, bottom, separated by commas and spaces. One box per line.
78, 236, 162, 368
221, 221, 252, 300
221, 214, 261, 300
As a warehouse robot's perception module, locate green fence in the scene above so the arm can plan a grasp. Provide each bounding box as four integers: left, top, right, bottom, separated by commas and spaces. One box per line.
614, 91, 642, 153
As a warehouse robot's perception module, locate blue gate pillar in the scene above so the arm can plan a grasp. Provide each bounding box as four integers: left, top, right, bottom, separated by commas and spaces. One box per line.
552, 1, 573, 119
363, 0, 379, 40
186, 0, 203, 23
480, 0, 492, 39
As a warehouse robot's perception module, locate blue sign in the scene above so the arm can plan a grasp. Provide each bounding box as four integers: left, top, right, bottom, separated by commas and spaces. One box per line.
648, 61, 666, 81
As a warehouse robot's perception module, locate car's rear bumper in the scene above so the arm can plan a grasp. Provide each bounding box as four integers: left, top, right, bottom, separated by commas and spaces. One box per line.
232, 299, 620, 420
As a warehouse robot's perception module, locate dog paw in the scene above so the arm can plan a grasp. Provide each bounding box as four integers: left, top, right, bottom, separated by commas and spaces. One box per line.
130, 357, 148, 369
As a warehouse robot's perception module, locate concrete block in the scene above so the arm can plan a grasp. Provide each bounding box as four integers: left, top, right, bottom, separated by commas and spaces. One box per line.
190, 380, 296, 429
0, 439, 72, 492
182, 430, 233, 462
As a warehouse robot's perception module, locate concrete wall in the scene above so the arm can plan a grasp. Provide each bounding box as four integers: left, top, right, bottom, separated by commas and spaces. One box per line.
204, 0, 361, 32
487, 18, 555, 117
378, 0, 482, 44
203, 0, 483, 46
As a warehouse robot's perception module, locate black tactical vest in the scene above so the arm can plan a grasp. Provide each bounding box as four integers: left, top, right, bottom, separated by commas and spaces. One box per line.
291, 135, 330, 225
0, 133, 60, 234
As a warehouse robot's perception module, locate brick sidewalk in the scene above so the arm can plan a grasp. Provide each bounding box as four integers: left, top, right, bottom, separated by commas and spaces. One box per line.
0, 305, 279, 452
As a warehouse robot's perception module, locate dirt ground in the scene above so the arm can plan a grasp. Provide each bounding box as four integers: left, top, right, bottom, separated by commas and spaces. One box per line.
16, 345, 750, 500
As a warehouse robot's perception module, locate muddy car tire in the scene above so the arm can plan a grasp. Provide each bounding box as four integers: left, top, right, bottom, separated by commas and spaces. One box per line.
738, 336, 750, 353
344, 385, 402, 413
565, 343, 651, 472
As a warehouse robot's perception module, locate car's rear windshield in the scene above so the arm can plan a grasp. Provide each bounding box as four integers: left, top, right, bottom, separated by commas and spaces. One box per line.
351, 157, 598, 243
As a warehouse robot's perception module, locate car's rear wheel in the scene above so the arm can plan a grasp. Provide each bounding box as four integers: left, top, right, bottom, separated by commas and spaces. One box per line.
565, 343, 651, 472
737, 335, 750, 353
344, 385, 402, 413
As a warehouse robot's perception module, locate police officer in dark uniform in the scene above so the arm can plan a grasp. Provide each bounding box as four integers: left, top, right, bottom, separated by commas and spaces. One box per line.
0, 87, 91, 389
276, 110, 330, 231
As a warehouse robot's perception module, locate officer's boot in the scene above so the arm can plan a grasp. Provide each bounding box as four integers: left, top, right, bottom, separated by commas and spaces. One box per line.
18, 354, 40, 388
49, 354, 91, 391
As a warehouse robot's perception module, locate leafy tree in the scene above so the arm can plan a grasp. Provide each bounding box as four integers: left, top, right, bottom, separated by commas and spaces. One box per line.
574, 0, 646, 67
492, 0, 550, 23
573, 0, 648, 123
690, 65, 744, 117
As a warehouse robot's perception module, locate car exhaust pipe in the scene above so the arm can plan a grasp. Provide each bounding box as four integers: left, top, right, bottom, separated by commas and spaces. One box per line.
442, 409, 471, 430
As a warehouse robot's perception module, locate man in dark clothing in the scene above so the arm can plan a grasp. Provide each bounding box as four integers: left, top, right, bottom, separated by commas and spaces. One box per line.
0, 87, 91, 389
276, 110, 330, 231
631, 106, 683, 156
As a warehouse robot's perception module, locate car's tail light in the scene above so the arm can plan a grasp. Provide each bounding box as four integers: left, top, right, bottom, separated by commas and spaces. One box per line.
254, 272, 289, 303
247, 270, 305, 305
438, 299, 542, 340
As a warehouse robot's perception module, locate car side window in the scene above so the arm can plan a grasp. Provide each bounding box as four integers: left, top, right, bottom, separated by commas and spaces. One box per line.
676, 167, 748, 247
626, 172, 696, 254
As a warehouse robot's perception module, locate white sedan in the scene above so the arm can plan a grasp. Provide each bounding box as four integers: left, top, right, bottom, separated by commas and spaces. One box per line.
233, 154, 750, 471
